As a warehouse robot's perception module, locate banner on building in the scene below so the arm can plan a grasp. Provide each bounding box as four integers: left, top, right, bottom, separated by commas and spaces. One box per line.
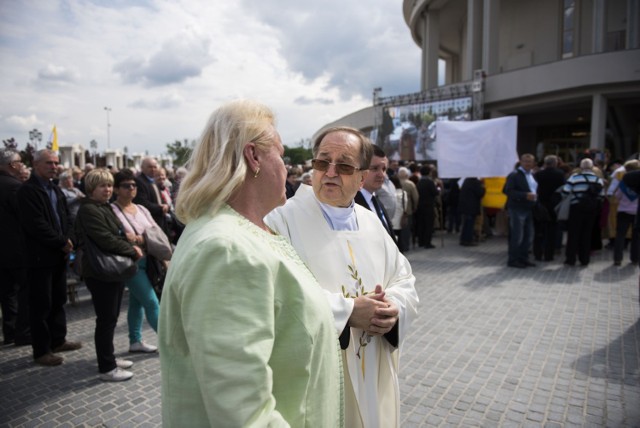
379, 97, 472, 161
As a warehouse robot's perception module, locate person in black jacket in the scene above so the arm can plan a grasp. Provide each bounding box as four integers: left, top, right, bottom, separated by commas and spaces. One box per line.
0, 149, 30, 346
458, 178, 485, 246
354, 145, 398, 245
416, 165, 439, 249
503, 154, 538, 268
16, 149, 82, 366
134, 157, 169, 236
76, 168, 143, 381
533, 155, 566, 261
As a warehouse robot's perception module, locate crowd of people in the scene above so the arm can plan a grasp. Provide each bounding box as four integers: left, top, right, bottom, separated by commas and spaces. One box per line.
504, 152, 639, 269
2, 97, 638, 425
0, 149, 178, 380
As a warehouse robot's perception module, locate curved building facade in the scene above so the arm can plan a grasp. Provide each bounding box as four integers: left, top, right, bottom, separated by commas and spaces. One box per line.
318, 0, 640, 163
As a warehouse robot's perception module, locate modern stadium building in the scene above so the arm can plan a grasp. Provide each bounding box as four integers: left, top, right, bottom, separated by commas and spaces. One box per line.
317, 0, 640, 164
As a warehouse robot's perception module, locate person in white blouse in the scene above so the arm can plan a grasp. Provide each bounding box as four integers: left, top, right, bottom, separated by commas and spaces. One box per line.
111, 169, 160, 354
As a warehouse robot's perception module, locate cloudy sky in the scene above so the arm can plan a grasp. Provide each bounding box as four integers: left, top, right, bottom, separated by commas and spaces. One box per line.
0, 0, 421, 156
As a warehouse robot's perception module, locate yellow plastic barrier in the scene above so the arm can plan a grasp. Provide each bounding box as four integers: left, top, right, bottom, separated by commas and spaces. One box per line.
482, 177, 507, 209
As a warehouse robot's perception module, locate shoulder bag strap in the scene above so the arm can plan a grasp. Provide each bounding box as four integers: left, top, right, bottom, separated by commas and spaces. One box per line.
114, 203, 141, 236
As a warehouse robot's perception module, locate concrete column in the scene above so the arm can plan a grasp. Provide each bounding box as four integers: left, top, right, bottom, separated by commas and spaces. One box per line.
590, 94, 607, 151
592, 0, 605, 53
464, 0, 483, 81
482, 0, 500, 75
421, 10, 440, 90
77, 147, 85, 169
58, 146, 74, 168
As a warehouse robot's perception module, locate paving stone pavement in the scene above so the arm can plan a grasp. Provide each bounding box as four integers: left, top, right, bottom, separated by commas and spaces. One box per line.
1, 233, 639, 427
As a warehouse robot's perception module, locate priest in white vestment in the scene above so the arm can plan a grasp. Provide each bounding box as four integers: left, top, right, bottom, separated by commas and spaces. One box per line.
266, 127, 419, 428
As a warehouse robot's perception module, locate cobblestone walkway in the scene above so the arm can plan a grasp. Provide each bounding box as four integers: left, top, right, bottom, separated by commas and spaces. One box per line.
1, 233, 639, 427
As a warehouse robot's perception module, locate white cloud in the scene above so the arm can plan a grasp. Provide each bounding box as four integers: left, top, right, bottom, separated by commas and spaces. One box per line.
37, 64, 79, 83
4, 114, 40, 129
0, 0, 420, 154
129, 93, 184, 110
114, 27, 215, 87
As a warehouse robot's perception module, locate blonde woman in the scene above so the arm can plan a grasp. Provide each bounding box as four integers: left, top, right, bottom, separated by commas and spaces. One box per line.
75, 169, 143, 381
158, 100, 343, 427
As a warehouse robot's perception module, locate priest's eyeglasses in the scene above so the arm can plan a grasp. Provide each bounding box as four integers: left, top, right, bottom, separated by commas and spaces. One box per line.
311, 159, 361, 176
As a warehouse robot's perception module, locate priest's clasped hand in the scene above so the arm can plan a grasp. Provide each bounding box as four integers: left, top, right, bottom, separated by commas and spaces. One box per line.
368, 284, 399, 335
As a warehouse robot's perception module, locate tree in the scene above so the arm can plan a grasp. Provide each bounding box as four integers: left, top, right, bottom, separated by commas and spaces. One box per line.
166, 139, 194, 166
2, 138, 18, 150
283, 145, 313, 165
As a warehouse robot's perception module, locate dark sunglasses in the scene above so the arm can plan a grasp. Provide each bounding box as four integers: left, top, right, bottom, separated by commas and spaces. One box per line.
119, 183, 137, 189
311, 159, 361, 176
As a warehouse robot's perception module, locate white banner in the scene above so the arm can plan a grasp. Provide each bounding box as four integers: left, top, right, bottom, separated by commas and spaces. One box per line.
436, 116, 518, 178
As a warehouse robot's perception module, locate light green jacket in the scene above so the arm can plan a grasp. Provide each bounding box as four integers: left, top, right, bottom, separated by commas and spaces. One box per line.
159, 206, 343, 427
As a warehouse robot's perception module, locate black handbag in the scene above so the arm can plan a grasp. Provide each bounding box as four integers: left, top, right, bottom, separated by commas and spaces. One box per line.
83, 236, 138, 282
532, 202, 551, 222
146, 254, 167, 298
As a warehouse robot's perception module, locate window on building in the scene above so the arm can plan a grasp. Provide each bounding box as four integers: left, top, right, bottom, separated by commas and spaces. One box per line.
562, 0, 575, 58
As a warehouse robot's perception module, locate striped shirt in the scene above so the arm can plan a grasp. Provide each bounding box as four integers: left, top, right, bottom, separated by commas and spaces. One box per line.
562, 171, 605, 205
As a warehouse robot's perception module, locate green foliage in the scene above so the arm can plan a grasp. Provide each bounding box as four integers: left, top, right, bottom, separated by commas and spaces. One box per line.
283, 145, 312, 165
166, 139, 195, 166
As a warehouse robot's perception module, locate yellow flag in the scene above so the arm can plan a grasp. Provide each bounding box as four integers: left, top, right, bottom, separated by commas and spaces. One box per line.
51, 125, 58, 151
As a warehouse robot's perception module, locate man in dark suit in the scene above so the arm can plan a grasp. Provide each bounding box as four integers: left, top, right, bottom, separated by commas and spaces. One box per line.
134, 157, 170, 234
503, 153, 538, 268
0, 149, 30, 346
534, 155, 566, 261
354, 145, 397, 245
17, 149, 81, 366
416, 165, 439, 249
458, 178, 485, 246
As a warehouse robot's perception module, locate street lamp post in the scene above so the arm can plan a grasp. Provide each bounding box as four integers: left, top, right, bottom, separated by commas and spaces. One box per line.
29, 128, 42, 150
104, 107, 112, 149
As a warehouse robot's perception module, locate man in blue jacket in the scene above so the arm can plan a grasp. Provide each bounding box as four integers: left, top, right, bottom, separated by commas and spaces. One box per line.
503, 153, 538, 268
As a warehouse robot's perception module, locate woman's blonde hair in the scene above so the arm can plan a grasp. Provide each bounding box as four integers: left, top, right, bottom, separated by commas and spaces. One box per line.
84, 168, 114, 196
175, 100, 276, 224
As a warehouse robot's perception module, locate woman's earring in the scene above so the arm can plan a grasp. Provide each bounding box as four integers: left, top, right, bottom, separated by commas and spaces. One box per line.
254, 167, 260, 178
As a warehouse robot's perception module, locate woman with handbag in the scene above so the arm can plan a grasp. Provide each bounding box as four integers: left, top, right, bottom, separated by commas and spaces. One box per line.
76, 169, 143, 382
111, 169, 171, 354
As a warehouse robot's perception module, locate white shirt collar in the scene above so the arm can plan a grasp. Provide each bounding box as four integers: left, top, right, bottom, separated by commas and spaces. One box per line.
313, 193, 358, 231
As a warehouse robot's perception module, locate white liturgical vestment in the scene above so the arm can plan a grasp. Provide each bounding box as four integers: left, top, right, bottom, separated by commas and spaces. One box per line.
266, 185, 419, 428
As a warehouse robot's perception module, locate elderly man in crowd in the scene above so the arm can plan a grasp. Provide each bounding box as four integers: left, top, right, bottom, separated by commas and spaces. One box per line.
503, 153, 538, 268
533, 155, 566, 261
134, 157, 170, 235
0, 149, 30, 346
17, 149, 82, 366
396, 167, 419, 252
562, 157, 605, 266
266, 126, 419, 428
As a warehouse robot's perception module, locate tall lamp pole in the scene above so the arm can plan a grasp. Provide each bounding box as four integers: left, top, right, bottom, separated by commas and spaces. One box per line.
104, 107, 112, 149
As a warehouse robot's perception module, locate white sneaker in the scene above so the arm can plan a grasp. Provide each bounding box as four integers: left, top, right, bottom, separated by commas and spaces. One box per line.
129, 341, 158, 353
99, 367, 133, 382
116, 358, 133, 369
